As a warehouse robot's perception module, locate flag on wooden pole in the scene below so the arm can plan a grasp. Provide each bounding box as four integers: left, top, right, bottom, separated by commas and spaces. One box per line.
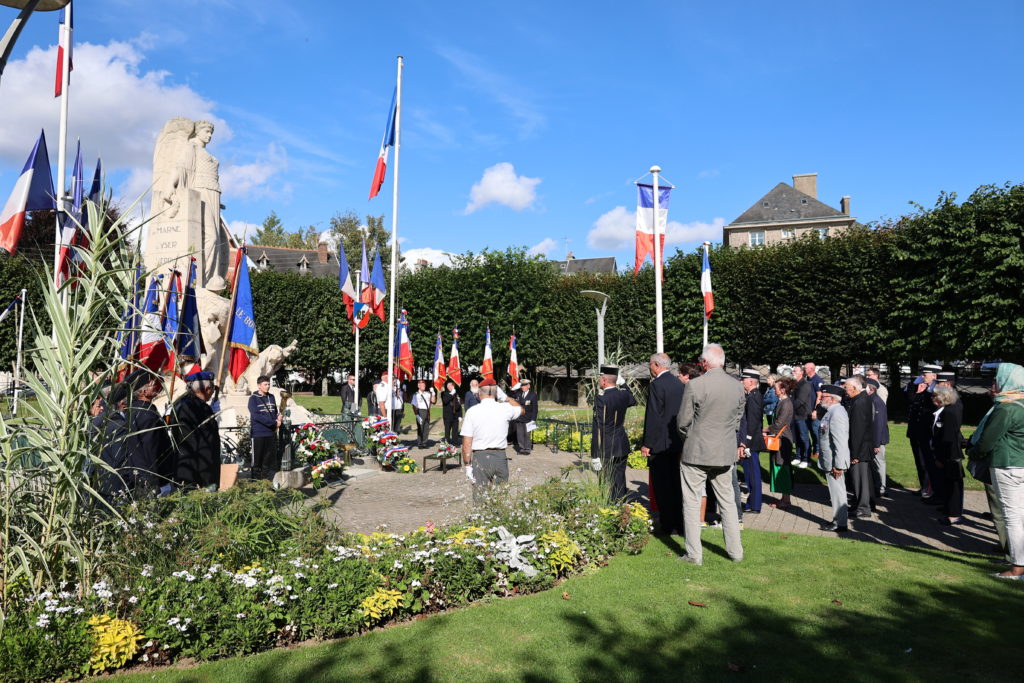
433, 333, 446, 391
480, 328, 494, 382
447, 328, 462, 385
507, 334, 519, 385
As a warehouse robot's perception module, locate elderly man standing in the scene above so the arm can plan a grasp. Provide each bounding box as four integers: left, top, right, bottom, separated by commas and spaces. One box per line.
846, 376, 876, 521
460, 378, 524, 501
172, 371, 220, 491
676, 344, 746, 565
818, 385, 850, 532
592, 365, 638, 501
737, 369, 766, 513
642, 352, 685, 536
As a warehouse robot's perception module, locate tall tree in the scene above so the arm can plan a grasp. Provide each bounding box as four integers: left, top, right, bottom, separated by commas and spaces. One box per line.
329, 211, 392, 271
250, 211, 287, 247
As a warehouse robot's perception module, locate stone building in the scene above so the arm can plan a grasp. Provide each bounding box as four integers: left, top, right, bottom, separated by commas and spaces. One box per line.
549, 252, 617, 274
723, 173, 859, 248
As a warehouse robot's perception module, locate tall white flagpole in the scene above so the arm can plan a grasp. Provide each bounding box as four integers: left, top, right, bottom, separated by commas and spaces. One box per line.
353, 263, 361, 415
384, 56, 403, 426
651, 165, 663, 353
13, 288, 26, 415
53, 0, 72, 295
702, 241, 710, 348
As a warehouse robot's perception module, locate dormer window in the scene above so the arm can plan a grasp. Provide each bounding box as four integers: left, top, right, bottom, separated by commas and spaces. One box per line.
257, 252, 270, 271
297, 255, 310, 274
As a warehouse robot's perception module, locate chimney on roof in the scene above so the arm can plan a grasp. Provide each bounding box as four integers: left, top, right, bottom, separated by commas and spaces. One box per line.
566, 251, 575, 260
840, 196, 851, 215
317, 241, 329, 264
792, 173, 818, 199
416, 258, 429, 266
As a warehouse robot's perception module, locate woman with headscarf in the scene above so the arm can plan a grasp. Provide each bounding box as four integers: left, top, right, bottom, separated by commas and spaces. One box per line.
764, 376, 796, 509
930, 385, 965, 525
970, 363, 1024, 580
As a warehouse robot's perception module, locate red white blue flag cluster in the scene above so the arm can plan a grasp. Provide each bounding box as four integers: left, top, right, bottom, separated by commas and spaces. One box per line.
0, 131, 55, 256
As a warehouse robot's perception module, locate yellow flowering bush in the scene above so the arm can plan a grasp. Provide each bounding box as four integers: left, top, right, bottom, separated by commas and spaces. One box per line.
627, 450, 649, 470
450, 526, 487, 545
394, 456, 419, 473
538, 529, 582, 576
359, 587, 404, 626
87, 614, 143, 673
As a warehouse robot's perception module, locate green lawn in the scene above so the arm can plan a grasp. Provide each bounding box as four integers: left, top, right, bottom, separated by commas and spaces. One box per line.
118, 530, 1021, 682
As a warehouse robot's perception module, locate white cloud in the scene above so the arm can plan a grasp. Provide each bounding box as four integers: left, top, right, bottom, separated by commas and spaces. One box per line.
220, 143, 288, 200
463, 162, 541, 214
227, 220, 260, 242
587, 206, 725, 250
527, 237, 558, 257
698, 169, 720, 179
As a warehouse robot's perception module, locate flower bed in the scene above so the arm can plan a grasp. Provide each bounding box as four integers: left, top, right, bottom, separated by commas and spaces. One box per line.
0, 480, 650, 681
292, 422, 340, 466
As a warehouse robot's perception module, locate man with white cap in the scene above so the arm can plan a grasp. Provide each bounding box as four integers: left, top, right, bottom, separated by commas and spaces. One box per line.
511, 377, 538, 455
818, 384, 850, 532
737, 369, 766, 513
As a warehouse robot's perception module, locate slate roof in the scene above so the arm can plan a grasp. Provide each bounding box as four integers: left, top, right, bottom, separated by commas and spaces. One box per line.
248, 246, 337, 278
730, 183, 847, 225
550, 257, 617, 274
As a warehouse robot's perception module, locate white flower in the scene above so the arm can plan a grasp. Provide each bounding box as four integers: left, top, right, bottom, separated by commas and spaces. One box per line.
128, 596, 138, 604
236, 612, 247, 619
411, 579, 422, 587
36, 613, 51, 628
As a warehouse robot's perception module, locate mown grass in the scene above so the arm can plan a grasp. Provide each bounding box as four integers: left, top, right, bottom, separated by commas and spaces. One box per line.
116, 529, 1021, 682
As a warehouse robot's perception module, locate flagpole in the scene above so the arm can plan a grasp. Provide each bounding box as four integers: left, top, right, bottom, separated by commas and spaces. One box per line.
384, 55, 403, 426
651, 165, 663, 353
217, 249, 243, 391
702, 241, 710, 348
353, 259, 361, 414
53, 1, 72, 299
13, 288, 26, 415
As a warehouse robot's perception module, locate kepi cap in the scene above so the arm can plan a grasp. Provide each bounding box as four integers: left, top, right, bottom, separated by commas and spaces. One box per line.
520, 377, 531, 385
936, 371, 955, 381
921, 364, 942, 374
741, 368, 760, 380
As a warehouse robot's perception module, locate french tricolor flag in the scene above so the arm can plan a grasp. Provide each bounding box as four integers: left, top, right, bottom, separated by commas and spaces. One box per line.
368, 89, 397, 199
634, 183, 671, 276
480, 328, 494, 382
138, 275, 170, 373
432, 333, 446, 392
701, 246, 714, 319
394, 309, 414, 380
507, 334, 519, 385
0, 130, 56, 256
447, 328, 462, 385
54, 4, 73, 98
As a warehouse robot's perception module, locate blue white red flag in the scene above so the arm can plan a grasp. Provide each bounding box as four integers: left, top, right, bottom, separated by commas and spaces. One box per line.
369, 89, 397, 199
56, 140, 85, 287
480, 328, 494, 382
368, 249, 387, 321
701, 247, 714, 319
0, 130, 56, 256
634, 183, 672, 276
337, 241, 358, 321
447, 328, 462, 385
177, 258, 205, 363
394, 309, 414, 380
433, 333, 446, 391
138, 275, 169, 372
55, 4, 73, 98
229, 247, 259, 382
116, 264, 144, 376
0, 294, 21, 325
161, 271, 181, 371
507, 334, 519, 385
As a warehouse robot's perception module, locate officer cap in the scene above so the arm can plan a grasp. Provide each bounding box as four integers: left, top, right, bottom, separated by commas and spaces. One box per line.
921, 364, 942, 374
520, 377, 531, 385
741, 368, 760, 380
936, 371, 955, 382
600, 365, 619, 376
123, 369, 158, 393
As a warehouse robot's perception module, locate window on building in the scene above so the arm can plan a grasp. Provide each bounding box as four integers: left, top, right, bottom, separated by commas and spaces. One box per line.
762, 201, 769, 207
749, 231, 766, 247
257, 254, 270, 271
782, 228, 795, 240
816, 227, 829, 239
297, 256, 309, 274
800, 198, 808, 205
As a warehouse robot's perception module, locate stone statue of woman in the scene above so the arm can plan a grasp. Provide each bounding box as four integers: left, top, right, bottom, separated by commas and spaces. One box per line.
191, 120, 228, 291
150, 117, 195, 219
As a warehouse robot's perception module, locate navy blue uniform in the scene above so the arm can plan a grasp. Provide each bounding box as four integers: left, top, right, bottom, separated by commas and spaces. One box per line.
592, 385, 638, 500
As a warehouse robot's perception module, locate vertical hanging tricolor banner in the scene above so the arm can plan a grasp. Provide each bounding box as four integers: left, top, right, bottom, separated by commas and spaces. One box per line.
634, 183, 672, 276
507, 334, 519, 385
116, 264, 144, 378
229, 247, 259, 382
701, 245, 714, 320
353, 239, 371, 329
338, 241, 357, 321
394, 308, 414, 380
367, 249, 387, 321
54, 3, 73, 98
480, 328, 494, 382
448, 327, 462, 385
0, 131, 56, 256
161, 270, 181, 371
56, 140, 84, 287
368, 88, 397, 199
433, 333, 446, 391
176, 258, 204, 374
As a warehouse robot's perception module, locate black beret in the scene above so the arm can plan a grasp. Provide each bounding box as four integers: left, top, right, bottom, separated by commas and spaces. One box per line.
822, 385, 845, 398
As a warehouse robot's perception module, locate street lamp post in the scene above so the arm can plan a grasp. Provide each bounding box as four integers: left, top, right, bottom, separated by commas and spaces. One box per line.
580, 290, 609, 368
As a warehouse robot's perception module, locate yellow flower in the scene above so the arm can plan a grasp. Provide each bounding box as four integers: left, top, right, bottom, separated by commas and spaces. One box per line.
88, 614, 143, 673
359, 586, 404, 626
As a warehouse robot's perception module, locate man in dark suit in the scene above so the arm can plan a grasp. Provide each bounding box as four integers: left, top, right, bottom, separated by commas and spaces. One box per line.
641, 352, 684, 535
845, 375, 875, 520
171, 371, 220, 491
591, 365, 638, 501
340, 374, 357, 414
906, 364, 940, 496
737, 369, 766, 513
122, 370, 174, 498
512, 378, 539, 455
866, 378, 889, 497
791, 365, 815, 468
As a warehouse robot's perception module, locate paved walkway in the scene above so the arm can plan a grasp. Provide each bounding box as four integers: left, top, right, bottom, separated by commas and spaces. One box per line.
314, 440, 998, 556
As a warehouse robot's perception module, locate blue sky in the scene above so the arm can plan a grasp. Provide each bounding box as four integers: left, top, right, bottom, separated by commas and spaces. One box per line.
1, 0, 1022, 263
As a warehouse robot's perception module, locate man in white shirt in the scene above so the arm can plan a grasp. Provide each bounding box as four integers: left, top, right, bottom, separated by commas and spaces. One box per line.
411, 379, 436, 448
460, 378, 524, 500
375, 374, 405, 435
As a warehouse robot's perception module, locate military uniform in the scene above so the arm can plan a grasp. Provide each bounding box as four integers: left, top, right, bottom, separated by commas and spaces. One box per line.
172, 388, 220, 489
906, 364, 941, 494
591, 374, 638, 500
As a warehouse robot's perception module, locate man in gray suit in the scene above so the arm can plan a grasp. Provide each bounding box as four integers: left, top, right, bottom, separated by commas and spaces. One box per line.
676, 344, 746, 565
817, 385, 850, 532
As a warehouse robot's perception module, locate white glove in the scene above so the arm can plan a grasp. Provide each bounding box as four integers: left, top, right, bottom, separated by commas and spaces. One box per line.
616, 374, 626, 386
591, 458, 603, 472
464, 465, 475, 483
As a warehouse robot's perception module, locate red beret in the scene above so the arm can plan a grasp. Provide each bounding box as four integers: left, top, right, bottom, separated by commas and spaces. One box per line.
479, 378, 496, 387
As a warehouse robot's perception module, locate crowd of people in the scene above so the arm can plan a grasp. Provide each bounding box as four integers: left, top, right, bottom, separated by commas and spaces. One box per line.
628, 346, 1024, 577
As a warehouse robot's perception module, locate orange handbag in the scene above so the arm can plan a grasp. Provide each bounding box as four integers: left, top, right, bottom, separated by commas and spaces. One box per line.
765, 425, 787, 452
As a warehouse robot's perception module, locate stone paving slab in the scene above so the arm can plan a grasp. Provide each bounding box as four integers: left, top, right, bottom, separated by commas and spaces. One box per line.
313, 434, 998, 556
